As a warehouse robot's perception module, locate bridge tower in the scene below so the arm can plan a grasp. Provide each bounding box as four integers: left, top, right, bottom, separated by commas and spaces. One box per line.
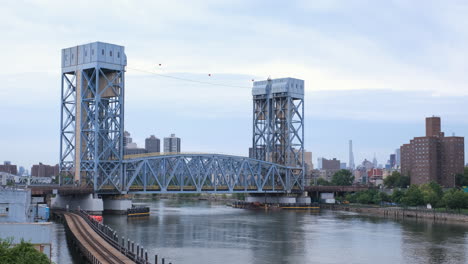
252, 78, 305, 189
60, 42, 126, 192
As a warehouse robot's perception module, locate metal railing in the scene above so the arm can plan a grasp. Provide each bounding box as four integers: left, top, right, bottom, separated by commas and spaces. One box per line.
76, 209, 173, 264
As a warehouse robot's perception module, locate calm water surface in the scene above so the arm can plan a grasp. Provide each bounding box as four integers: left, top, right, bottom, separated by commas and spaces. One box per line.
54, 199, 468, 263
101, 199, 468, 264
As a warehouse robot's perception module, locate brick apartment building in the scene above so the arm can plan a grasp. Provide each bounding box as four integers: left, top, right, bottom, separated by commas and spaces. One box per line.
0, 161, 17, 175
31, 163, 59, 177
401, 117, 464, 187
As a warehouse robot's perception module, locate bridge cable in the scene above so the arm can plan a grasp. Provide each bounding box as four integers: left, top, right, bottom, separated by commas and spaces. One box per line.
126, 66, 252, 89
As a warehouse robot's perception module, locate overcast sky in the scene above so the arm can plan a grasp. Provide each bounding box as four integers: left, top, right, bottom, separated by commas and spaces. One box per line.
1, 0, 467, 170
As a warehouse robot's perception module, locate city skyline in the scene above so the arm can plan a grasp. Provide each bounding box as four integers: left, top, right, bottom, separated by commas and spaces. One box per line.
1, 1, 468, 169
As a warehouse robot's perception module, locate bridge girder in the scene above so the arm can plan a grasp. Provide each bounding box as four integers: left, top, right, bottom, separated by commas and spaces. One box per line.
96, 154, 304, 194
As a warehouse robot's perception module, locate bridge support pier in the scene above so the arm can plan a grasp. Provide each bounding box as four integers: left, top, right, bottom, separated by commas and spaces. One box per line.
246, 194, 311, 204
103, 197, 132, 214
51, 194, 103, 214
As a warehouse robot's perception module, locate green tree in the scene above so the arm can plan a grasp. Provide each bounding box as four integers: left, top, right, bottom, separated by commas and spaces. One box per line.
455, 167, 468, 187
396, 175, 410, 188
356, 192, 373, 204
384, 171, 400, 188
344, 193, 356, 203
384, 171, 410, 188
441, 189, 468, 211
391, 189, 405, 204
379, 192, 391, 203
401, 185, 424, 206
420, 182, 443, 207
316, 178, 331, 186
0, 238, 49, 264
331, 169, 354, 186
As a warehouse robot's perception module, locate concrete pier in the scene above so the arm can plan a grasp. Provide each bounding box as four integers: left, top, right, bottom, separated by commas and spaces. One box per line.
246, 195, 311, 204
51, 194, 103, 214
103, 198, 132, 214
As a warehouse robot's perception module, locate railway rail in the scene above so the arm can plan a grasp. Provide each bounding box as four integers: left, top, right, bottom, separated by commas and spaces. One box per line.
64, 213, 133, 264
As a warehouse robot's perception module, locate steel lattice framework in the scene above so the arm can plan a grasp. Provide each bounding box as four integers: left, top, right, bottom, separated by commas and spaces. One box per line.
117, 154, 301, 193
58, 42, 305, 194
252, 78, 305, 190
60, 42, 126, 192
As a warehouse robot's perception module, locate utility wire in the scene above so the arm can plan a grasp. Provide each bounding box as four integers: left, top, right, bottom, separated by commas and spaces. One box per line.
126, 66, 252, 89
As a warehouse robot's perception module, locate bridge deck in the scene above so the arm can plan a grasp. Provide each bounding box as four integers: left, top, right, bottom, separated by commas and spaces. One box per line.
64, 213, 134, 264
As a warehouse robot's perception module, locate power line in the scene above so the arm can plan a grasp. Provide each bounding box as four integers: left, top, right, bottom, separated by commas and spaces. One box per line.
126, 66, 252, 89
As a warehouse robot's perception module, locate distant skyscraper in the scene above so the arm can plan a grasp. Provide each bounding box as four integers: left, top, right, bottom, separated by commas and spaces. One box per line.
372, 154, 378, 168
389, 154, 396, 168
317, 157, 323, 170
395, 148, 401, 167
164, 134, 181, 153
145, 135, 160, 153
349, 140, 355, 170
124, 131, 137, 149
340, 162, 347, 169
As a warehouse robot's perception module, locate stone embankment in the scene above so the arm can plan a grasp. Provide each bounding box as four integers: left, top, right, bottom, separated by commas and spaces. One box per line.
321, 204, 468, 223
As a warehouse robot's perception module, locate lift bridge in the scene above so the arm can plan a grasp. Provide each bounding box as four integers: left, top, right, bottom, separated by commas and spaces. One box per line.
59, 42, 304, 194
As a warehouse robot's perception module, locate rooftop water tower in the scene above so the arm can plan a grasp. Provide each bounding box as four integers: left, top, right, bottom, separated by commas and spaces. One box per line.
59, 42, 126, 192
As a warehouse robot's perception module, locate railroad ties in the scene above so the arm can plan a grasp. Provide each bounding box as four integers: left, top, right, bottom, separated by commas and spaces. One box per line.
64, 213, 133, 264
63, 210, 173, 264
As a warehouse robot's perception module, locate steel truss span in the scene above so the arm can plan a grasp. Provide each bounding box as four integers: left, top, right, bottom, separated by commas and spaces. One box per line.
111, 154, 303, 194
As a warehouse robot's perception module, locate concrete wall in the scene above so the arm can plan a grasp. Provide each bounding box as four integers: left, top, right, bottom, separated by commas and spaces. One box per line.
103, 199, 132, 213
0, 188, 33, 223
51, 194, 103, 213
296, 197, 312, 204
0, 222, 52, 259
246, 196, 297, 204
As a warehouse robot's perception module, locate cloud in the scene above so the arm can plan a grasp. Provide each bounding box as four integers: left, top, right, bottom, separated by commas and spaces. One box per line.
1, 1, 468, 167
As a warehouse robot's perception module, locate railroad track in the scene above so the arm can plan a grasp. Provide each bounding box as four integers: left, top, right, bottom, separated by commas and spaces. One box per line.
66, 213, 128, 264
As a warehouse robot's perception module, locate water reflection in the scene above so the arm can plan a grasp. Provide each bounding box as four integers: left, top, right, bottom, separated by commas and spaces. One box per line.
102, 199, 468, 264
400, 219, 468, 264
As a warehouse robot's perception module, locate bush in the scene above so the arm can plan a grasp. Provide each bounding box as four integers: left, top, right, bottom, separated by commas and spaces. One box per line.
0, 238, 49, 264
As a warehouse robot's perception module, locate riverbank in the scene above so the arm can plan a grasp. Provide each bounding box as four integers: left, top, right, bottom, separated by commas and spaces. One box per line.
321, 204, 468, 223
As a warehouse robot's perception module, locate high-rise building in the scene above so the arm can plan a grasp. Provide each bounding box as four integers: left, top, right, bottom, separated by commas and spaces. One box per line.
18, 166, 25, 176
401, 117, 464, 187
123, 131, 146, 155
302, 151, 313, 174
124, 131, 137, 149
318, 158, 341, 181
316, 157, 323, 170
395, 148, 401, 167
31, 163, 59, 177
361, 159, 374, 170
340, 162, 347, 169
0, 161, 17, 175
349, 140, 355, 170
372, 154, 378, 168
145, 135, 160, 153
164, 134, 181, 153
389, 154, 396, 168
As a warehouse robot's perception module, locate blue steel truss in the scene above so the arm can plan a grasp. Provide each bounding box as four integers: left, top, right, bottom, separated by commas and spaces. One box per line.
58, 43, 305, 195
100, 154, 303, 194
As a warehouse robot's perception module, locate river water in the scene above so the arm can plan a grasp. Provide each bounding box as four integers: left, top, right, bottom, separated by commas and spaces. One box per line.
54, 199, 468, 264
